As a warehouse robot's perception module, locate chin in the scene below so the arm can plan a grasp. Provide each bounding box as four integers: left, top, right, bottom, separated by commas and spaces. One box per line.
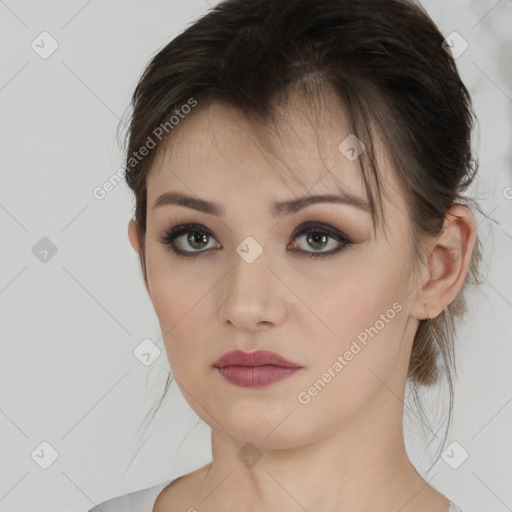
218, 408, 308, 449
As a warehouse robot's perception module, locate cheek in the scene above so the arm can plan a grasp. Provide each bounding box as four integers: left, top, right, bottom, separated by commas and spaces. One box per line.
303, 265, 407, 392
295, 306, 407, 429
310, 263, 402, 342
146, 245, 210, 327
148, 281, 215, 382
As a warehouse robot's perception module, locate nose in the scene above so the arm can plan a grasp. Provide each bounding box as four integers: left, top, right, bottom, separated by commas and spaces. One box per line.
218, 245, 287, 333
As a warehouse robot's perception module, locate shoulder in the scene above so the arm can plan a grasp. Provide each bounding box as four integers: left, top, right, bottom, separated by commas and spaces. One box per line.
86, 479, 174, 512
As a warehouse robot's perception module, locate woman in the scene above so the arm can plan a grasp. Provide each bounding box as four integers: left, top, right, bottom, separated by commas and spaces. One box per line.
90, 0, 483, 510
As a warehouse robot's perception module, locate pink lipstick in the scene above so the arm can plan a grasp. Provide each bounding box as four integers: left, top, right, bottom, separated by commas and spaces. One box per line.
214, 350, 302, 388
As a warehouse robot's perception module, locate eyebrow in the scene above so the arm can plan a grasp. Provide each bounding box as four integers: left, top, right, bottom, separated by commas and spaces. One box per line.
153, 191, 371, 217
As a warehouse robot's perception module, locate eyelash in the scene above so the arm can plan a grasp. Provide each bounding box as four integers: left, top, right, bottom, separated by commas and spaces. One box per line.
158, 221, 353, 260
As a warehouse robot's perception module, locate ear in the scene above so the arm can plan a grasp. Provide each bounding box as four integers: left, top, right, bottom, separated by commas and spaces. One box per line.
128, 218, 150, 296
410, 205, 477, 320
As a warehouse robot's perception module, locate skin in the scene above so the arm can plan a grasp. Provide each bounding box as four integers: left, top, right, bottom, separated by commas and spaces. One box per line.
128, 94, 477, 512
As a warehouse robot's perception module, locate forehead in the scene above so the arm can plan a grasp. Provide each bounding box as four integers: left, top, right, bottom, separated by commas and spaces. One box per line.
146, 94, 403, 229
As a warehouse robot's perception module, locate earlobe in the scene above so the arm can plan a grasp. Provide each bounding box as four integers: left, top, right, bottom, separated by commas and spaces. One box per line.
410, 205, 477, 320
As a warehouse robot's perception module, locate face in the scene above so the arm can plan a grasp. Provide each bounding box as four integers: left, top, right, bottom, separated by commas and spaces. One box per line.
130, 96, 424, 449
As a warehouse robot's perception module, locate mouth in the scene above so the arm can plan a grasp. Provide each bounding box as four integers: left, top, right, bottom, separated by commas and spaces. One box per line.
215, 365, 302, 388
214, 350, 302, 388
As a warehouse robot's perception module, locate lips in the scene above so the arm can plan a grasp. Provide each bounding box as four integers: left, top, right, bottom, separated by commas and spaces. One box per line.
214, 350, 301, 369
214, 350, 302, 388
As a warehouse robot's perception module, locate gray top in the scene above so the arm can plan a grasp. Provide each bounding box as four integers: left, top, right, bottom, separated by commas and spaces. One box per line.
87, 478, 464, 511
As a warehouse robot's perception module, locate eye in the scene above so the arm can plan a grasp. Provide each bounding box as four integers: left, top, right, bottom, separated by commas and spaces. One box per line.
158, 223, 220, 258
159, 221, 353, 259
287, 221, 352, 259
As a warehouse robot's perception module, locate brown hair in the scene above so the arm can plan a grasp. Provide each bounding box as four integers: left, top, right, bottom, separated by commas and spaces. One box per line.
120, 0, 485, 463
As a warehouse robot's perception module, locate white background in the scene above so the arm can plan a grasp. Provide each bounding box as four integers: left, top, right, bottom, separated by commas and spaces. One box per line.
0, 1, 511, 511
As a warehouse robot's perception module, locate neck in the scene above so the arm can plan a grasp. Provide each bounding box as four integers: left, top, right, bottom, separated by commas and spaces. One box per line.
191, 388, 448, 512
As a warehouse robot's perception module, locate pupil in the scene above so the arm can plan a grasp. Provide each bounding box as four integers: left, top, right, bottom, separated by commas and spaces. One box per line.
308, 233, 327, 250
189, 232, 208, 249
